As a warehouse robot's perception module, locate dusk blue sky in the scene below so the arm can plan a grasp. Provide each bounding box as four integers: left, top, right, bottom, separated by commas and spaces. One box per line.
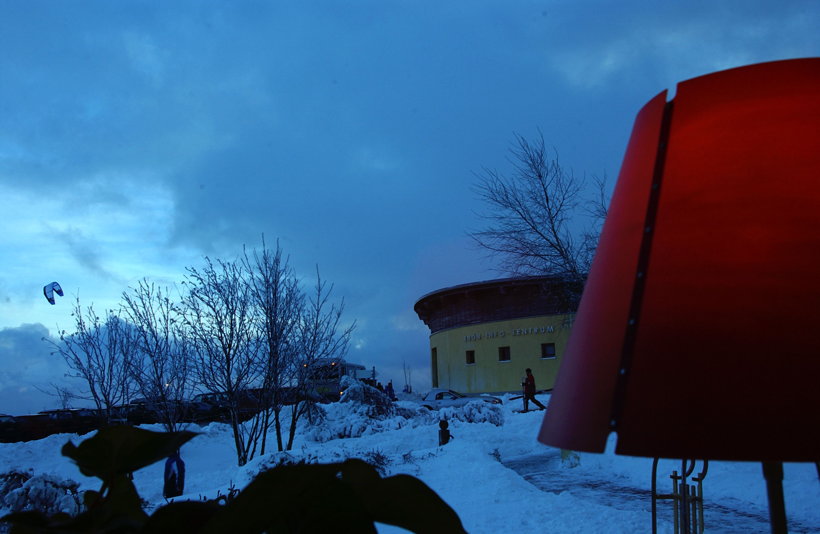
1, 1, 817, 415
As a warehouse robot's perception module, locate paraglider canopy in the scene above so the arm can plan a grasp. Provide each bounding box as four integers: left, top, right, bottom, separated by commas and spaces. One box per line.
43, 282, 64, 305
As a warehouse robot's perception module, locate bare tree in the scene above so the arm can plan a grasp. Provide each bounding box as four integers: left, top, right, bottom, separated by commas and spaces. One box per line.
470, 132, 608, 284
121, 280, 192, 433
44, 298, 135, 424
53, 384, 75, 410
35, 383, 76, 410
181, 257, 263, 466
242, 237, 304, 454
286, 267, 356, 450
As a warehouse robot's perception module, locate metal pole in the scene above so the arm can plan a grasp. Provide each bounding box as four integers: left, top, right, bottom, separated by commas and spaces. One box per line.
680, 460, 690, 533
689, 485, 698, 534
694, 460, 708, 534
761, 461, 788, 534
671, 470, 680, 534
652, 457, 660, 534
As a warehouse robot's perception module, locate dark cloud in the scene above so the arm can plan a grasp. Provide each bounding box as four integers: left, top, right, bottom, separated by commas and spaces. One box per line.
1, 1, 817, 403
0, 324, 70, 415
49, 226, 118, 282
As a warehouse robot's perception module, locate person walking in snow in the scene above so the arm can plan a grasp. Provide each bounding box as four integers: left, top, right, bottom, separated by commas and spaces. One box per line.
522, 368, 546, 412
163, 449, 186, 499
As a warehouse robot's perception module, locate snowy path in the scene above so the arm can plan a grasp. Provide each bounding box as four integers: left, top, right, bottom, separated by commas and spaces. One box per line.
503, 451, 819, 534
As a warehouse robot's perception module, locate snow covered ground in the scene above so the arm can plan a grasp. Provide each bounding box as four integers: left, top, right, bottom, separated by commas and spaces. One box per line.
0, 392, 817, 533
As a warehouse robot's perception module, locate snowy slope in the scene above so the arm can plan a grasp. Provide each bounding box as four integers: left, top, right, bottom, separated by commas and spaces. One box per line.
0, 393, 817, 534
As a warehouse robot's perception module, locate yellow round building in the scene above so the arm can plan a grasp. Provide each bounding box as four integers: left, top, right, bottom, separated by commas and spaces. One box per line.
414, 276, 580, 394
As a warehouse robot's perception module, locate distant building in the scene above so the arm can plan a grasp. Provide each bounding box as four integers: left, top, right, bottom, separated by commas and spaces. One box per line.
414, 276, 580, 394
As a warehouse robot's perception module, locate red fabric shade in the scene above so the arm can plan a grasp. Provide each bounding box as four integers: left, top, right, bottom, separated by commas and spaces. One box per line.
538, 58, 820, 461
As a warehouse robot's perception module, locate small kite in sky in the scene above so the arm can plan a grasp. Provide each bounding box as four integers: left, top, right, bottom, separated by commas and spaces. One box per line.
43, 281, 64, 305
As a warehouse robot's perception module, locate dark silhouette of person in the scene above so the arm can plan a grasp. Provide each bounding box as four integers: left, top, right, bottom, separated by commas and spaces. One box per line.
522, 368, 546, 412
385, 380, 396, 400
163, 449, 185, 499
438, 419, 453, 446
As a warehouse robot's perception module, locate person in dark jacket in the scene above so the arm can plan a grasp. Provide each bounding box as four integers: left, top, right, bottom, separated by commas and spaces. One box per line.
522, 368, 546, 412
163, 449, 185, 499
385, 380, 396, 401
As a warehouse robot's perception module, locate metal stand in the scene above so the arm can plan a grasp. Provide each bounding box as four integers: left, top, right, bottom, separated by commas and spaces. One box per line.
652, 458, 708, 534
761, 461, 788, 534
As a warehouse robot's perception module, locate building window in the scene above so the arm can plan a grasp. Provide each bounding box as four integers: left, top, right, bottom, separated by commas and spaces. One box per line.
465, 350, 475, 365
498, 346, 511, 362
431, 348, 438, 387
541, 343, 557, 359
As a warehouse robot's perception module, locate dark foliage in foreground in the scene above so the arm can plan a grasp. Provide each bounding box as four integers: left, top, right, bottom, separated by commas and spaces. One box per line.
0, 426, 466, 533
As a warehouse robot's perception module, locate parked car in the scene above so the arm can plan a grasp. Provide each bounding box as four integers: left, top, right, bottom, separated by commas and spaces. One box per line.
420, 388, 502, 410
126, 397, 192, 425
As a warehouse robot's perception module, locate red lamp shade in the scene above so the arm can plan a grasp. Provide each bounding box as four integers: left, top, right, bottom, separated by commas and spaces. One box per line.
538, 58, 820, 462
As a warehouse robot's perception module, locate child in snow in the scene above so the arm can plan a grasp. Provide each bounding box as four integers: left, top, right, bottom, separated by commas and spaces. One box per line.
438, 419, 454, 446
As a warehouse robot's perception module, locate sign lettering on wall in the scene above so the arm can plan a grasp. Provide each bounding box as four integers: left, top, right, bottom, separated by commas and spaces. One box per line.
464, 325, 555, 343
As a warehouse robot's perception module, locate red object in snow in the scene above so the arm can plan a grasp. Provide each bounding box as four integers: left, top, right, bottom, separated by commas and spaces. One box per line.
538, 58, 820, 462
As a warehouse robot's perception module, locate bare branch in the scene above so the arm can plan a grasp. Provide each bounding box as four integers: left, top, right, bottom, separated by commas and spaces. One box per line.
286, 265, 357, 450
469, 132, 608, 283
241, 236, 304, 454
121, 279, 191, 432
181, 256, 262, 466
43, 297, 135, 423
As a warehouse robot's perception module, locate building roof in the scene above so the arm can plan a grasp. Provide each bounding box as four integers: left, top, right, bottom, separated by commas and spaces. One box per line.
414, 276, 581, 334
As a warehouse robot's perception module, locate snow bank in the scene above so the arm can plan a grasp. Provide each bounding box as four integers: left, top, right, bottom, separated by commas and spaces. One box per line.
0, 391, 817, 534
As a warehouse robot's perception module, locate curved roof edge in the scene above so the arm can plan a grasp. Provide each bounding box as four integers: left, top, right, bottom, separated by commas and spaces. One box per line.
414, 276, 582, 334
414, 275, 569, 307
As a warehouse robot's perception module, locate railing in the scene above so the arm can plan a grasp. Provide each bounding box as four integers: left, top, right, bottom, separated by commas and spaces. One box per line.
652, 458, 709, 534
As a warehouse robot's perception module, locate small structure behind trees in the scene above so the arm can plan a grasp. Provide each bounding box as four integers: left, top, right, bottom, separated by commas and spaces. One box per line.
285, 267, 356, 451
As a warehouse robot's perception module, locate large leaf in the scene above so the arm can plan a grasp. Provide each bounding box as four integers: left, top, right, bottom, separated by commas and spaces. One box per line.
6, 429, 464, 534
142, 501, 221, 533
199, 460, 464, 534
0, 510, 49, 533
201, 463, 376, 534
62, 426, 197, 480
340, 459, 467, 534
